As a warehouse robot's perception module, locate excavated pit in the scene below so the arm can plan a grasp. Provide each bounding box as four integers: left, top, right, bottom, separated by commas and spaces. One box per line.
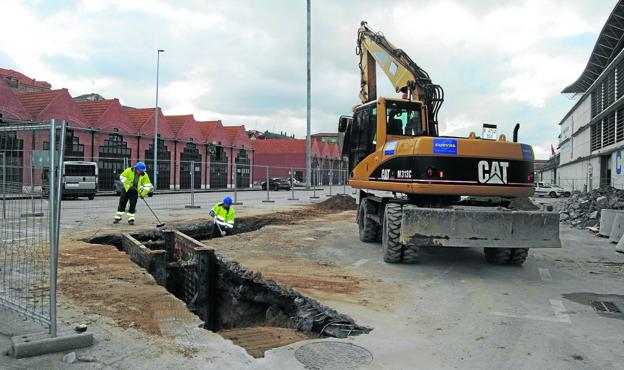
85, 195, 369, 357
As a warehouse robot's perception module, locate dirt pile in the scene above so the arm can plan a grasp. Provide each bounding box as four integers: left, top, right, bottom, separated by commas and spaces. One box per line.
314, 194, 357, 211
558, 187, 624, 228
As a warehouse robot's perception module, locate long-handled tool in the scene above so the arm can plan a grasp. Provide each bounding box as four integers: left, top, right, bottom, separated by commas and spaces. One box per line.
141, 197, 165, 227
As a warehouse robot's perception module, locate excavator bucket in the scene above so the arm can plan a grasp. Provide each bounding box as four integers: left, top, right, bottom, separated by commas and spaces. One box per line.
399, 205, 561, 249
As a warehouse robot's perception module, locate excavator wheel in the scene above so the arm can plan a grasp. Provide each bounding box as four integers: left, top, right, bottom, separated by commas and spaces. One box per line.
484, 248, 529, 266
358, 198, 379, 243
382, 203, 403, 263
402, 244, 419, 264
508, 248, 529, 266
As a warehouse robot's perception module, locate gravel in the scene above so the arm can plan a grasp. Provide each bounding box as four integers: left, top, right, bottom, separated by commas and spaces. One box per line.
558, 187, 624, 228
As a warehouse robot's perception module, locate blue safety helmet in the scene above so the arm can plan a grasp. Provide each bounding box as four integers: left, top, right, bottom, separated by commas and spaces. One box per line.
135, 162, 147, 172
223, 196, 233, 206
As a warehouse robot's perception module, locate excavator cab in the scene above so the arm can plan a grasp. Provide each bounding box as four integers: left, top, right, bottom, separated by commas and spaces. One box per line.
339, 98, 428, 172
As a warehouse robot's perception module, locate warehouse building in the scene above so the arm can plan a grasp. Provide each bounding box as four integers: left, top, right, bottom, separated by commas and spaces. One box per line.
558, 0, 624, 191
0, 71, 254, 191
0, 67, 344, 191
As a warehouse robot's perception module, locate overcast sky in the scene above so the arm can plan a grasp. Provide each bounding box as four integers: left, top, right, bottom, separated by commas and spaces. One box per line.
0, 0, 618, 158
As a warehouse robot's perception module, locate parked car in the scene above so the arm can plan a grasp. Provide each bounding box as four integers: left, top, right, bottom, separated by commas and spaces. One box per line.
534, 182, 571, 198
261, 178, 291, 191
43, 161, 98, 200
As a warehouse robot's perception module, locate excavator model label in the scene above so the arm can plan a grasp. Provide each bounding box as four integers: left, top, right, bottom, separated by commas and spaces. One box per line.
433, 138, 458, 155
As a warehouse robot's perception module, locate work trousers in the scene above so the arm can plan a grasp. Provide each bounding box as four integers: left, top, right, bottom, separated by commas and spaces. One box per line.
117, 188, 138, 214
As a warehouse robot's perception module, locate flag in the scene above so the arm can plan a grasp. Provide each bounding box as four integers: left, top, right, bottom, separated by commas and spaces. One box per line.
551, 144, 556, 156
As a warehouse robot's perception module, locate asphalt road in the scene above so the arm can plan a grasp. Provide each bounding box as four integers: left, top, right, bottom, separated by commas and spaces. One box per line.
2, 194, 623, 369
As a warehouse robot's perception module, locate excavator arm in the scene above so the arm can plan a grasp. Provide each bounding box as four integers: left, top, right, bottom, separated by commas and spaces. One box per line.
357, 21, 444, 135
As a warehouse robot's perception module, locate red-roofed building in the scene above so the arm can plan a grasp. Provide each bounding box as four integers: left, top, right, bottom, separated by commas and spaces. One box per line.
75, 99, 138, 190
197, 121, 229, 189
0, 68, 51, 92
15, 89, 91, 188
165, 115, 207, 189
252, 135, 346, 185
223, 125, 253, 188
0, 79, 30, 120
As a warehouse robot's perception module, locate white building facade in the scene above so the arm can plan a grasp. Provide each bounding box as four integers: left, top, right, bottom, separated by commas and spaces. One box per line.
558, 1, 624, 191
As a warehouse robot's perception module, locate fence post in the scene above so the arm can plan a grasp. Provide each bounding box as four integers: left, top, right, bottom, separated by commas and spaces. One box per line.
1, 152, 5, 219
262, 165, 274, 203
310, 167, 320, 200
288, 167, 299, 200
326, 166, 333, 197
341, 161, 346, 195
232, 159, 242, 205
186, 161, 200, 209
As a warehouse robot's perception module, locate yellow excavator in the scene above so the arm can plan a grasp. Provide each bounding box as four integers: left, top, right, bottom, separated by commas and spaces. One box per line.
338, 22, 560, 265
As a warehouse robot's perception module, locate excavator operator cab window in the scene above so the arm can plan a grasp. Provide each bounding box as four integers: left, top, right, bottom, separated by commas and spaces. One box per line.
386, 104, 423, 137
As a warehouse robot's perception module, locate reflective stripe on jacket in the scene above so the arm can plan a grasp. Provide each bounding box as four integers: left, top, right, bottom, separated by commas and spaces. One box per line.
119, 167, 153, 196
212, 202, 235, 229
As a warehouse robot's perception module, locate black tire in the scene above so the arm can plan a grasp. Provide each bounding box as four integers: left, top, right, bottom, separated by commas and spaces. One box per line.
358, 198, 379, 242
508, 248, 529, 266
88, 194, 95, 200
484, 248, 512, 264
382, 203, 403, 263
549, 191, 557, 198
484, 248, 529, 266
563, 192, 571, 197
402, 244, 419, 264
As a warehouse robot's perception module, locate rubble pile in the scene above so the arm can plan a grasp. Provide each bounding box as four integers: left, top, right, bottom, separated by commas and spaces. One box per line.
558, 187, 624, 228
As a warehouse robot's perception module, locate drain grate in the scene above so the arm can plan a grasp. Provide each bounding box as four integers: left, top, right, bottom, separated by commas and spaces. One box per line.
590, 301, 622, 313
295, 341, 373, 369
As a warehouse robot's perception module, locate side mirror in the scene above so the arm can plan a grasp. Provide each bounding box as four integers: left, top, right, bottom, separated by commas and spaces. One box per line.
338, 115, 352, 133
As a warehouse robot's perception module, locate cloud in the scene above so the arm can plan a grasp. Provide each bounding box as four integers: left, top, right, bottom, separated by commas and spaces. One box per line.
1, 0, 617, 160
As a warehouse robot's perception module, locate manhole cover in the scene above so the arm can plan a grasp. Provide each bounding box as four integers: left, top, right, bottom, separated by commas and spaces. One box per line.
591, 300, 622, 313
294, 341, 373, 369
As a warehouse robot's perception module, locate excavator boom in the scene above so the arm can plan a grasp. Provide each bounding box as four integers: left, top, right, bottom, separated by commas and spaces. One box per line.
357, 21, 443, 135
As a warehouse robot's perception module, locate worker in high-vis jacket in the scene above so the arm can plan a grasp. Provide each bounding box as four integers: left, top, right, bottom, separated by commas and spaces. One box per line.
114, 162, 153, 225
209, 196, 235, 237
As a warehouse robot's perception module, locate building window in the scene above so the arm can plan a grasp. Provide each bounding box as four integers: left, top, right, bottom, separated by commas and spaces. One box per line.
604, 112, 616, 147
591, 122, 602, 152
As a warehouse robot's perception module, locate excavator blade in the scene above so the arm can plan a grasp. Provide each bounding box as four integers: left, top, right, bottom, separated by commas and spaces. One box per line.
400, 205, 561, 249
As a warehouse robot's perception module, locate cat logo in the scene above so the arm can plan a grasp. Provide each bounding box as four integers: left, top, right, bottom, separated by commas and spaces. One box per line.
478, 160, 509, 184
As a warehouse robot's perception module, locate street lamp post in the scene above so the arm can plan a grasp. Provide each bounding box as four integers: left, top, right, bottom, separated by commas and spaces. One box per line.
154, 49, 164, 189
305, 0, 312, 189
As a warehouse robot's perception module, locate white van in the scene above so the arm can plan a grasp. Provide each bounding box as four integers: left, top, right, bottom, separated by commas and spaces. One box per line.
44, 161, 98, 200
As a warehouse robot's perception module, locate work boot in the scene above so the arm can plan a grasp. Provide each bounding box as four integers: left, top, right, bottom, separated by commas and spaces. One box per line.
113, 218, 121, 224
128, 219, 135, 225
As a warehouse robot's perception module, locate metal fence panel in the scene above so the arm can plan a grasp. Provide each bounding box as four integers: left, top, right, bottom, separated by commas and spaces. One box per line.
0, 120, 64, 336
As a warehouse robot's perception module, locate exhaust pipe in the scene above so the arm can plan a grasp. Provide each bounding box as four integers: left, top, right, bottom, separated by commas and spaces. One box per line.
513, 123, 520, 143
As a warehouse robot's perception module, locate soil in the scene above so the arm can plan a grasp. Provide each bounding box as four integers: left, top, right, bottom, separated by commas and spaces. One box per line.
220, 327, 318, 358
58, 242, 198, 336
57, 195, 371, 358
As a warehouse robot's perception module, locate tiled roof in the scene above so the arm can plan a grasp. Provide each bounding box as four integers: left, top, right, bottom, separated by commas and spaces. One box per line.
0, 79, 30, 120
165, 114, 194, 135
0, 68, 51, 89
253, 139, 306, 154
15, 89, 63, 118
123, 107, 155, 130
75, 99, 113, 125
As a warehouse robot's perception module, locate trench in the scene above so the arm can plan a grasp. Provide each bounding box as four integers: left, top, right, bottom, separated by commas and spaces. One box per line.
86, 196, 371, 358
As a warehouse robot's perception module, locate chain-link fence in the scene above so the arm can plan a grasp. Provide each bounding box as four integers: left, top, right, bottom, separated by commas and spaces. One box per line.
0, 119, 64, 336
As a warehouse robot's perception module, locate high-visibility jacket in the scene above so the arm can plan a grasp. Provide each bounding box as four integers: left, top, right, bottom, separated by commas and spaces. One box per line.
119, 167, 153, 197
212, 202, 235, 229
